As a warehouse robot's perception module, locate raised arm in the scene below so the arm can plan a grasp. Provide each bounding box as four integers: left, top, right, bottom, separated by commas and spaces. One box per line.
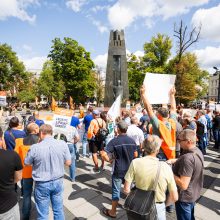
169, 87, 176, 114
140, 85, 154, 118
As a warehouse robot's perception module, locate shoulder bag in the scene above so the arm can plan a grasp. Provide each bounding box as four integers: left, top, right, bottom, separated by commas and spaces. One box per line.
123, 161, 161, 220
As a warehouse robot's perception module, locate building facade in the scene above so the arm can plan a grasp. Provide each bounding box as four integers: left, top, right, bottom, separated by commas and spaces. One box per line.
208, 73, 219, 102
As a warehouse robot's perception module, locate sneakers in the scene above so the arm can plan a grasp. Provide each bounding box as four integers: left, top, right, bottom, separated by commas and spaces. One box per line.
93, 167, 100, 173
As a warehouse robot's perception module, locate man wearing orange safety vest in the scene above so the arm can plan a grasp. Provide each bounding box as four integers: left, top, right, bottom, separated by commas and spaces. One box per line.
140, 85, 177, 160
14, 123, 39, 220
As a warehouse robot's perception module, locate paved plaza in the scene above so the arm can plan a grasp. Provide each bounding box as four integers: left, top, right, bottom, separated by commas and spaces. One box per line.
18, 142, 220, 220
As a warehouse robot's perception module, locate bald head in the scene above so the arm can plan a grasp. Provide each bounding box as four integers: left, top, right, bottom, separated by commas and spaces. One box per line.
178, 129, 197, 145
27, 123, 39, 134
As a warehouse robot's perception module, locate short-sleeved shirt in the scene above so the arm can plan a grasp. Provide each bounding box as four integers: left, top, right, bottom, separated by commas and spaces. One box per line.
0, 149, 22, 213
125, 156, 177, 203
35, 119, 45, 127
70, 116, 80, 128
83, 114, 93, 132
126, 124, 145, 146
198, 115, 207, 133
25, 137, 71, 182
172, 147, 204, 202
4, 129, 26, 150
66, 125, 79, 143
105, 135, 137, 179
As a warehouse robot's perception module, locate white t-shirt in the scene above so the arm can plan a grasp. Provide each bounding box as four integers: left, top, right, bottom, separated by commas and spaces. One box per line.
127, 124, 144, 146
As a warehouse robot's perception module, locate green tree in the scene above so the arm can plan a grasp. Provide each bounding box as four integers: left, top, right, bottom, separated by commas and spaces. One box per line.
127, 54, 145, 102
48, 37, 95, 103
167, 53, 209, 104
142, 33, 172, 73
37, 61, 65, 100
0, 43, 28, 95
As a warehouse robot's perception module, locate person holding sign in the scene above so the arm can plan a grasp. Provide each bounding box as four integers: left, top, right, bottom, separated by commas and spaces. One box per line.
140, 85, 177, 161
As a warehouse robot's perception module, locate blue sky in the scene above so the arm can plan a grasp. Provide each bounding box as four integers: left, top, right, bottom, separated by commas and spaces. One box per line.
0, 0, 220, 74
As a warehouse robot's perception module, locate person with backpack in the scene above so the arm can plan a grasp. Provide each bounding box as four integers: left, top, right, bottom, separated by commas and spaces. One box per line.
205, 110, 213, 145
87, 110, 107, 173
212, 110, 220, 149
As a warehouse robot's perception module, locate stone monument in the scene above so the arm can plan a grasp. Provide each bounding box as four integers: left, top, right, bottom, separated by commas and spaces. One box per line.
104, 30, 129, 107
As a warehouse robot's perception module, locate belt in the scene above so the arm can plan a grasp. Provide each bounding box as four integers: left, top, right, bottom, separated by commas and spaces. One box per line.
156, 202, 164, 204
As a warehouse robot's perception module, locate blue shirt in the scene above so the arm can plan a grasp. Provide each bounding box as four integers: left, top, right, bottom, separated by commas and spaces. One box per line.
35, 119, 45, 127
70, 116, 80, 128
24, 137, 71, 182
83, 114, 93, 132
105, 135, 137, 178
4, 129, 26, 150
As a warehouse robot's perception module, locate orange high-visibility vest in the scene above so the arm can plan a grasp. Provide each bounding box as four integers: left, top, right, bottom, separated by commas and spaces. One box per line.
14, 138, 32, 179
150, 119, 176, 159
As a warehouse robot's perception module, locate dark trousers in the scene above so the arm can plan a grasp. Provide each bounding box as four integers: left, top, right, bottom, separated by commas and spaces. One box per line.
213, 129, 220, 149
175, 201, 195, 220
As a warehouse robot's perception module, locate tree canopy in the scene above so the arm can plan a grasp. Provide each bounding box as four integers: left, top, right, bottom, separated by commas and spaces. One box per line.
0, 43, 28, 96
48, 37, 96, 103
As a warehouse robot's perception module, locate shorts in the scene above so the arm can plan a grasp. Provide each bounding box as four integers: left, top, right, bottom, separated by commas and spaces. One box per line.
112, 176, 123, 201
88, 139, 104, 153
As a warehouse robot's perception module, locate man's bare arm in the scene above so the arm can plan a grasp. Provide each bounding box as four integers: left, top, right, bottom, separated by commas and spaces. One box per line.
140, 85, 154, 118
14, 170, 22, 183
165, 189, 178, 207
169, 87, 176, 114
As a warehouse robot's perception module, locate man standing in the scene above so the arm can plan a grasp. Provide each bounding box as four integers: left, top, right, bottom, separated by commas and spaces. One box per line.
212, 110, 220, 149
0, 147, 22, 219
87, 110, 106, 172
167, 129, 204, 220
127, 116, 145, 157
25, 124, 71, 220
140, 85, 177, 160
14, 123, 39, 220
82, 106, 93, 157
101, 121, 137, 218
33, 111, 45, 127
124, 135, 178, 220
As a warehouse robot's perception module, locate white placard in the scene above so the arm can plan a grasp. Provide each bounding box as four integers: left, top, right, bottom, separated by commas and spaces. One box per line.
215, 104, 220, 111
107, 95, 121, 121
143, 73, 176, 104
208, 103, 216, 110
0, 96, 7, 107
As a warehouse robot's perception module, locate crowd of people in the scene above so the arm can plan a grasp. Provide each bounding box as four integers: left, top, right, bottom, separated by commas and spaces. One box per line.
0, 85, 219, 220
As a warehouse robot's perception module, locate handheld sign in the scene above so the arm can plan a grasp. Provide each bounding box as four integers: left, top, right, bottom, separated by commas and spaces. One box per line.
143, 73, 176, 104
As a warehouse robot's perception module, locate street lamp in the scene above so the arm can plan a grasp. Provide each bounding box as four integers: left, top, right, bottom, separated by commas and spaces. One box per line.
213, 67, 220, 103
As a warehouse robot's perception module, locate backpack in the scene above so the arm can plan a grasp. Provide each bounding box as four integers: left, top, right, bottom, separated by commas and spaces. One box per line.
196, 121, 205, 137
54, 133, 68, 142
95, 119, 109, 142
205, 114, 212, 129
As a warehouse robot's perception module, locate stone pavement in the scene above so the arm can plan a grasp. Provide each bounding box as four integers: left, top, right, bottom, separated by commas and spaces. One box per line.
18, 145, 220, 220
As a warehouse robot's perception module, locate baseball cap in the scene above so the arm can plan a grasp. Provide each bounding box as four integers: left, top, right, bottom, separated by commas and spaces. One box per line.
93, 110, 100, 115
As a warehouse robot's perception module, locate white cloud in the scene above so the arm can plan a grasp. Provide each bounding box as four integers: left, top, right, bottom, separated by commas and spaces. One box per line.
192, 3, 220, 42
107, 0, 210, 29
91, 5, 109, 13
91, 19, 108, 33
66, 0, 86, 12
93, 53, 108, 70
19, 56, 47, 71
194, 46, 220, 72
0, 0, 38, 23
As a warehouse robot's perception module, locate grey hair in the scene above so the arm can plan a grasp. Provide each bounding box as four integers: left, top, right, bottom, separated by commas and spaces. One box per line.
143, 135, 162, 154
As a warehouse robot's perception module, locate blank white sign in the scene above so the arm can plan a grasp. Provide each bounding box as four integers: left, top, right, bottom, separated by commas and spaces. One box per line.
143, 73, 176, 104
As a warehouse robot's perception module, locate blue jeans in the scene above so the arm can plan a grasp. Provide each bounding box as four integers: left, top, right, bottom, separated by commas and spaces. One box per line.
175, 201, 195, 220
68, 143, 76, 181
34, 178, 64, 220
82, 132, 89, 156
197, 134, 207, 154
112, 176, 123, 201
22, 178, 33, 220
213, 129, 220, 148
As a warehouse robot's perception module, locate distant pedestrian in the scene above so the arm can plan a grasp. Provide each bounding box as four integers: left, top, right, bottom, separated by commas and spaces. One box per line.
25, 124, 71, 220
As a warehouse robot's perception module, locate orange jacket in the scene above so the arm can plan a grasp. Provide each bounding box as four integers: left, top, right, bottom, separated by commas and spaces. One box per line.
150, 119, 176, 159
14, 138, 32, 179
158, 119, 176, 159
87, 118, 106, 139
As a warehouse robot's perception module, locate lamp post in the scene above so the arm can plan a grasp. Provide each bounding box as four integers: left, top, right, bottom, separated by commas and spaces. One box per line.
213, 67, 220, 103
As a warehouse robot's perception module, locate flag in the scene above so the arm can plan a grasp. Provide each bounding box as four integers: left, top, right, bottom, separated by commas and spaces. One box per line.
69, 96, 74, 109
107, 94, 121, 121
51, 97, 56, 111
